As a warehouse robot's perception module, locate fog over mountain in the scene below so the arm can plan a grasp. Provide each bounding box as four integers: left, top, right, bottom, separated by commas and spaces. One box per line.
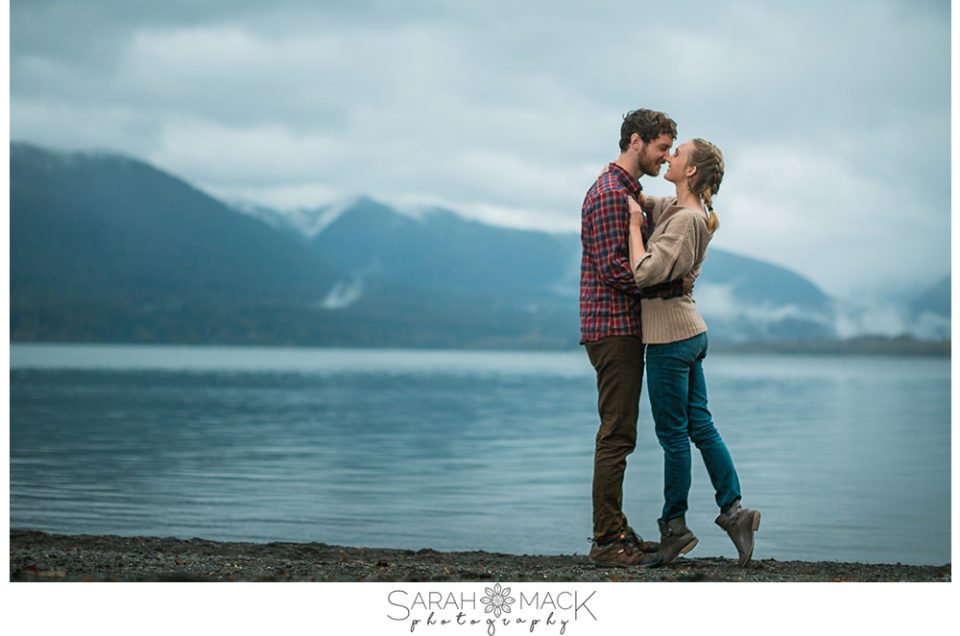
10, 144, 949, 348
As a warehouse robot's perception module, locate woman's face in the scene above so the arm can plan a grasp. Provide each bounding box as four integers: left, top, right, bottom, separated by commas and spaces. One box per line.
664, 140, 694, 185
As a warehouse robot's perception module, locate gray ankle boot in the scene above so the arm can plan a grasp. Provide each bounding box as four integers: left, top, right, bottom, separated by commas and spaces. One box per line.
715, 500, 761, 566
656, 516, 698, 565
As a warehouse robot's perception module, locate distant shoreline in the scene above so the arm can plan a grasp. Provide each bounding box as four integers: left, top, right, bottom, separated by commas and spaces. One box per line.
10, 530, 951, 582
707, 336, 950, 357
9, 336, 951, 357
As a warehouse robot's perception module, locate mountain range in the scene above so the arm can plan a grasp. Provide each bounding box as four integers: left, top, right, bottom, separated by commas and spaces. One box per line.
9, 143, 950, 348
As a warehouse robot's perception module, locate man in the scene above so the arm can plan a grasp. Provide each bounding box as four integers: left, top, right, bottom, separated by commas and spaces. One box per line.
580, 109, 677, 567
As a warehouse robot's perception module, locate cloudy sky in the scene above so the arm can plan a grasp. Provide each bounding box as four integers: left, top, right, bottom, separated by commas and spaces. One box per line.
9, 0, 951, 298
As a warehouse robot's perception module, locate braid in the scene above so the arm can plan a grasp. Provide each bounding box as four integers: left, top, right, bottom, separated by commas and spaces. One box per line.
688, 139, 724, 232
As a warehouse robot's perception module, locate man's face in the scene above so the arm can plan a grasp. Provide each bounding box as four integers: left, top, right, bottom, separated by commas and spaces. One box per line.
637, 133, 674, 177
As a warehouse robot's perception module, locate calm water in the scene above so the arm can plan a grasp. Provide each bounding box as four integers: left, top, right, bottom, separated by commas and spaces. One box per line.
9, 343, 951, 565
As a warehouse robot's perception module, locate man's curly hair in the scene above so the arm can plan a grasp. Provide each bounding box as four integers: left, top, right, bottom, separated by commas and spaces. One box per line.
619, 109, 678, 151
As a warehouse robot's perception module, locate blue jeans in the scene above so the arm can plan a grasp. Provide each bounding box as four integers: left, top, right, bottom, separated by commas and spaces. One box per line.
645, 332, 740, 521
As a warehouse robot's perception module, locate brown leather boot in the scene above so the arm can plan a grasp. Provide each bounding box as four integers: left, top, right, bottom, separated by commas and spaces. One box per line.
715, 500, 761, 566
622, 526, 660, 553
589, 532, 661, 568
656, 516, 698, 565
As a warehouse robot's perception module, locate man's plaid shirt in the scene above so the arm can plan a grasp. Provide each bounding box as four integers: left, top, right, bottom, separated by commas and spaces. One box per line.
579, 163, 648, 344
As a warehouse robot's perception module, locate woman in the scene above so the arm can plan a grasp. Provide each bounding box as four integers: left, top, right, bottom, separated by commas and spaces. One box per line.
627, 138, 760, 567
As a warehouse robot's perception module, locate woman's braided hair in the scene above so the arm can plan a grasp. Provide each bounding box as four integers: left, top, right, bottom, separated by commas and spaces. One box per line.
687, 138, 724, 232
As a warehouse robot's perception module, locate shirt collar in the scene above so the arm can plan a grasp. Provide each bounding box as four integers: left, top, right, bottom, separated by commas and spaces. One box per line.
607, 163, 643, 195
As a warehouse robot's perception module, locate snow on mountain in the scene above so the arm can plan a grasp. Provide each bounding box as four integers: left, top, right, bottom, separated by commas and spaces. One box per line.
234, 196, 430, 240
318, 277, 365, 310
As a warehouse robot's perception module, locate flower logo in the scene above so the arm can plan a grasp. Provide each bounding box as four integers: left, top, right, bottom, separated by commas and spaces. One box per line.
481, 583, 515, 618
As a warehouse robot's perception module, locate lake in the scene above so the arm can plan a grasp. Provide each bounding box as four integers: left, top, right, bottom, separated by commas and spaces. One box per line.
9, 343, 951, 565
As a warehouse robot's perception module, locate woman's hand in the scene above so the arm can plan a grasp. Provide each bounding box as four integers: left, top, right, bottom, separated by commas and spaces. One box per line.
627, 195, 645, 227
627, 195, 647, 272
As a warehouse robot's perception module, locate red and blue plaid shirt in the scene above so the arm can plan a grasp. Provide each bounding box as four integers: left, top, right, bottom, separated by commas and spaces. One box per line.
579, 163, 648, 344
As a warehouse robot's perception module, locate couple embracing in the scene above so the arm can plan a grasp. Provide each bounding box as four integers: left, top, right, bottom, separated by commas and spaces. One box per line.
580, 109, 760, 568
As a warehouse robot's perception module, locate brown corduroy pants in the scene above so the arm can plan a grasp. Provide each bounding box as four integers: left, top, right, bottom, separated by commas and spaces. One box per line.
585, 335, 645, 543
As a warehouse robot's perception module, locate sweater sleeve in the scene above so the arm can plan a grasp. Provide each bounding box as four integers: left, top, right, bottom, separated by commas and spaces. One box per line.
633, 212, 699, 287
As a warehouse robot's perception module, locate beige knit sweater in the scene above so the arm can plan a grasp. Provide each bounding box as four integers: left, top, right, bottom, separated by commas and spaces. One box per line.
633, 196, 713, 344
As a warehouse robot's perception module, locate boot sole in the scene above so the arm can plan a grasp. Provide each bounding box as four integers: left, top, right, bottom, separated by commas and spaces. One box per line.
590, 560, 631, 569
680, 537, 698, 554
738, 511, 761, 567
590, 557, 661, 569
657, 537, 698, 566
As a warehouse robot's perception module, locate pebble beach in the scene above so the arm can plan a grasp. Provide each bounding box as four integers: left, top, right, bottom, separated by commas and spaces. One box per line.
9, 529, 951, 583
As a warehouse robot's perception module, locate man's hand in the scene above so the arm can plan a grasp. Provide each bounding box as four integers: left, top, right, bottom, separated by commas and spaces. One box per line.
682, 272, 695, 295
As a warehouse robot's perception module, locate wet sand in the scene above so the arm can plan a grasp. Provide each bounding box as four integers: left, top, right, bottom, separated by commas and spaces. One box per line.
10, 529, 950, 582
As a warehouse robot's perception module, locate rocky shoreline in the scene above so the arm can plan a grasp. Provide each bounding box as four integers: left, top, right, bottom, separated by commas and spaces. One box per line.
9, 529, 950, 582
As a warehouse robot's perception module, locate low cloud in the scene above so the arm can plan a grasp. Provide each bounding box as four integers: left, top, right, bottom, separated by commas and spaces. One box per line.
834, 301, 950, 341
697, 283, 949, 341
696, 283, 834, 327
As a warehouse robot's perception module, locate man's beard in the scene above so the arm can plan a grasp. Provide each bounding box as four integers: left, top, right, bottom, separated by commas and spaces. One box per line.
638, 155, 662, 177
